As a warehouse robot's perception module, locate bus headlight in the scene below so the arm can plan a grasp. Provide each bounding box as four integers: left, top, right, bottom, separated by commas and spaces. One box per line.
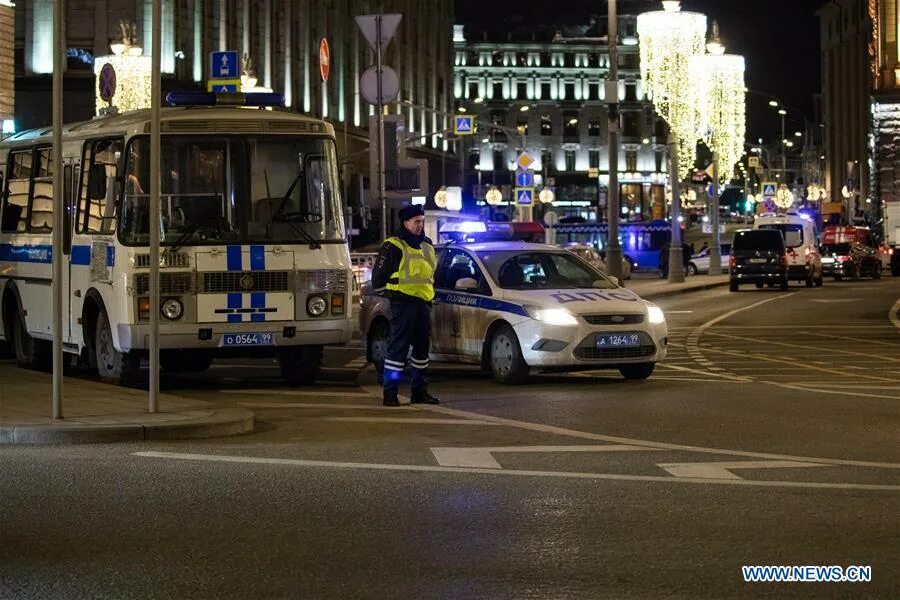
307, 295, 327, 316
647, 305, 665, 324
161, 298, 184, 320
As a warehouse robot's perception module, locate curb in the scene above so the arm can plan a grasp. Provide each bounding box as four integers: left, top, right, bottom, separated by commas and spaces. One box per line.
0, 407, 255, 445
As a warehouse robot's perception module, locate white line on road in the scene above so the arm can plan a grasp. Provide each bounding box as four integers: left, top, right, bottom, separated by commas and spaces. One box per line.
704, 330, 900, 365
762, 380, 900, 401
657, 460, 828, 480
237, 402, 409, 410
809, 299, 855, 303
325, 417, 501, 426
666, 310, 694, 314
431, 444, 662, 469
697, 293, 797, 334
658, 363, 751, 382
804, 332, 900, 347
132, 451, 900, 492
220, 389, 373, 398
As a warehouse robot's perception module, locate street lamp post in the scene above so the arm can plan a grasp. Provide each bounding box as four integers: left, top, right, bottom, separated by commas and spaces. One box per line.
668, 140, 684, 281
606, 0, 623, 280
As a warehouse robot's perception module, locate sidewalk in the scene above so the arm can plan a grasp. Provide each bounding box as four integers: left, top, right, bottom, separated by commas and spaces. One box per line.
624, 273, 730, 300
0, 364, 253, 444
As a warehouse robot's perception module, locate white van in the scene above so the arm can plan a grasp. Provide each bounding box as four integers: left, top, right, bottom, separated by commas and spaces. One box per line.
753, 213, 823, 287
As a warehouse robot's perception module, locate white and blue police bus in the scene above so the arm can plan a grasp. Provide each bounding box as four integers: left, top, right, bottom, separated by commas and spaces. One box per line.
0, 92, 352, 386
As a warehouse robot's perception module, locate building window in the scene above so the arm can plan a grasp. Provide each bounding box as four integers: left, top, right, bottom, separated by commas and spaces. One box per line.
492, 80, 503, 99
468, 82, 479, 98
589, 149, 600, 169
540, 114, 553, 136
493, 150, 505, 171
655, 149, 665, 172
540, 82, 551, 99
517, 119, 529, 136
622, 112, 640, 137
564, 82, 576, 100
588, 120, 602, 137
589, 83, 600, 101
517, 81, 528, 99
626, 150, 638, 172
468, 150, 480, 170
541, 150, 554, 172
565, 53, 576, 67
625, 82, 637, 102
565, 150, 576, 172
564, 113, 579, 138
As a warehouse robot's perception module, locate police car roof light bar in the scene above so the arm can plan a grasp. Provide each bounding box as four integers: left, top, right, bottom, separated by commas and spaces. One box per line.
165, 91, 286, 107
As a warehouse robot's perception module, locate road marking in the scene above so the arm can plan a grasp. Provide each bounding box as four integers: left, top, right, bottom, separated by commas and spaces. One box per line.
697, 293, 797, 334
666, 310, 694, 314
342, 357, 368, 368
704, 330, 900, 364
762, 380, 900, 401
890, 298, 900, 330
219, 389, 373, 398
132, 451, 900, 492
657, 460, 828, 480
325, 417, 501, 426
786, 383, 900, 390
237, 402, 410, 410
658, 363, 751, 382
809, 299, 855, 303
431, 445, 661, 469
804, 332, 900, 347
210, 363, 278, 369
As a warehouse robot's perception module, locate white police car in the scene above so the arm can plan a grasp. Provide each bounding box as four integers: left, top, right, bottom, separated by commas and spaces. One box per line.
359, 241, 667, 384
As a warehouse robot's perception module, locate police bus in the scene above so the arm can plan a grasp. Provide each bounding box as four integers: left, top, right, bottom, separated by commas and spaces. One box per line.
0, 93, 352, 386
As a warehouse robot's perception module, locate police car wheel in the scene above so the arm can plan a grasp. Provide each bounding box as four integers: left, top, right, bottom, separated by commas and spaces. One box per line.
489, 324, 528, 385
687, 263, 698, 276
619, 362, 655, 380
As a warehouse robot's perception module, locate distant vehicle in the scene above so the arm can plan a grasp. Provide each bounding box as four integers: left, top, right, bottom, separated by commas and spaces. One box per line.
729, 229, 789, 291
687, 244, 732, 275
754, 213, 823, 287
560, 243, 632, 280
360, 242, 668, 383
820, 242, 882, 281
553, 220, 671, 272
883, 196, 900, 275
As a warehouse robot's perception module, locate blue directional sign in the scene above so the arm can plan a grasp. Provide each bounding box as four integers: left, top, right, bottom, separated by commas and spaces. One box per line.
208, 82, 239, 93
515, 170, 534, 188
454, 115, 474, 135
761, 182, 777, 198
515, 187, 534, 205
210, 51, 240, 79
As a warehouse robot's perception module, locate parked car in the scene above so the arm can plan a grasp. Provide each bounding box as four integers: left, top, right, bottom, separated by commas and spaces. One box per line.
820, 242, 882, 280
360, 242, 667, 383
729, 229, 789, 291
687, 244, 731, 275
560, 243, 632, 280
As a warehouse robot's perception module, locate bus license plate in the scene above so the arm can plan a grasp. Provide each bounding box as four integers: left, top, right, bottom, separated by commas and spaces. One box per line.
221, 332, 275, 347
596, 333, 641, 348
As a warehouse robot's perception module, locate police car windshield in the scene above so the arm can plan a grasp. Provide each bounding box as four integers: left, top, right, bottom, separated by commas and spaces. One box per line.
479, 251, 617, 290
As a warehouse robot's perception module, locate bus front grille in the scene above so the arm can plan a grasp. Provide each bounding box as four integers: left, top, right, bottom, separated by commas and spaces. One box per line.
202, 271, 291, 293
134, 272, 194, 296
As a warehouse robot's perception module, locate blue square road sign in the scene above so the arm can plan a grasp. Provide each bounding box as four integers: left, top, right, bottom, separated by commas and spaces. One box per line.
454, 115, 474, 135
515, 170, 534, 188
210, 51, 240, 79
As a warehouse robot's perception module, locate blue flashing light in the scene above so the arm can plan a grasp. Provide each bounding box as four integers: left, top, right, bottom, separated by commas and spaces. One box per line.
440, 221, 488, 235
165, 91, 285, 107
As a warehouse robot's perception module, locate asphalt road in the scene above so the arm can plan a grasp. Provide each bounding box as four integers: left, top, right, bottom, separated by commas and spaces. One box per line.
2, 279, 898, 599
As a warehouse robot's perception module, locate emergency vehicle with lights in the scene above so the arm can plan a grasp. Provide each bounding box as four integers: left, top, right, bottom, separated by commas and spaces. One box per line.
0, 92, 352, 386
884, 198, 900, 275
752, 213, 823, 287
360, 233, 667, 384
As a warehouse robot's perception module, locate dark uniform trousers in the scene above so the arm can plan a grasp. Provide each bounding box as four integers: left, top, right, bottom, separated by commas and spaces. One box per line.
383, 296, 431, 392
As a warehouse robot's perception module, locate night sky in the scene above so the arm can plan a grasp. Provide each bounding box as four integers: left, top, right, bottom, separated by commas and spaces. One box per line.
454, 0, 824, 144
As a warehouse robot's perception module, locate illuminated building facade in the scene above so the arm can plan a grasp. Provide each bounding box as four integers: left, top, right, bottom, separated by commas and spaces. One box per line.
0, 1, 14, 135
453, 16, 670, 221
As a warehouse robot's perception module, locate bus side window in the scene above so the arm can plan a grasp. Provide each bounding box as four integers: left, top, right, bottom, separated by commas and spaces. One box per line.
78, 138, 122, 235
29, 148, 54, 233
2, 149, 33, 234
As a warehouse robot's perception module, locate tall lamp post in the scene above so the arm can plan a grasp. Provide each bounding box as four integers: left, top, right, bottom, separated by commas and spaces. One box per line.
689, 25, 745, 275
605, 0, 623, 280
637, 1, 707, 283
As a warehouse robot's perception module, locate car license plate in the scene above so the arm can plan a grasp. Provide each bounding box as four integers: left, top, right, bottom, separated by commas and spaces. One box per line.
221, 332, 275, 347
596, 333, 641, 348
749, 258, 767, 264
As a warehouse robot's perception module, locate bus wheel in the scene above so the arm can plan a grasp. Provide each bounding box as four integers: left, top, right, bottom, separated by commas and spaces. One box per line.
95, 309, 141, 387
161, 350, 213, 373
12, 310, 51, 372
279, 345, 323, 385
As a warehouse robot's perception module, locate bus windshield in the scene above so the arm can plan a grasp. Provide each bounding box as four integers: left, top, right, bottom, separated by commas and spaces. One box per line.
119, 135, 344, 246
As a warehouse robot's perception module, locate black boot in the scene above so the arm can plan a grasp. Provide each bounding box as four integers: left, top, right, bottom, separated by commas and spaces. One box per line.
383, 388, 400, 407
411, 388, 440, 405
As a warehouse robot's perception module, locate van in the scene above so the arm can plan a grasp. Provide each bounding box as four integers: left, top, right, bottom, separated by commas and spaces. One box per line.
729, 229, 788, 291
753, 213, 823, 287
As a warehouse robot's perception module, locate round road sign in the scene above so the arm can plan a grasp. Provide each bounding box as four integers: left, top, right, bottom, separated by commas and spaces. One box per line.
319, 38, 330, 82
98, 63, 117, 103
360, 65, 400, 105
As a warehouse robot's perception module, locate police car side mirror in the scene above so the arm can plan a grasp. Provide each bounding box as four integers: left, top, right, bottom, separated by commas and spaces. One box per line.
455, 277, 479, 291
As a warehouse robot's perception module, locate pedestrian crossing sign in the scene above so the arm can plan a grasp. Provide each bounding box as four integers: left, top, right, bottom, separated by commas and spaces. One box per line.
761, 182, 777, 198
454, 115, 474, 135
515, 187, 534, 205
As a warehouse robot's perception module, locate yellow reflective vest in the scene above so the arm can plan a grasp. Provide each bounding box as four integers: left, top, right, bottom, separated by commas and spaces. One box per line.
383, 237, 436, 302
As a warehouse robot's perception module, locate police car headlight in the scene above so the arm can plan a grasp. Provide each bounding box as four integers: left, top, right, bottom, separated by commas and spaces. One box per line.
647, 305, 665, 325
527, 307, 579, 326
161, 298, 183, 320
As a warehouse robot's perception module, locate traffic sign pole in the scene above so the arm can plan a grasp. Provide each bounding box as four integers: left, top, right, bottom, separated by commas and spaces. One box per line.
668, 140, 685, 283
51, 0, 64, 419
605, 0, 622, 281
149, 0, 162, 413
375, 15, 387, 242
709, 150, 722, 276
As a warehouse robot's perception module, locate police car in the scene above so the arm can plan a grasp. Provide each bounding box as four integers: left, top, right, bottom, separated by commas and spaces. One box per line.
359, 241, 667, 384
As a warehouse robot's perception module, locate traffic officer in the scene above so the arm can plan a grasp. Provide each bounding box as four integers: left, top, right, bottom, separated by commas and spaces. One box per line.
371, 204, 440, 407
